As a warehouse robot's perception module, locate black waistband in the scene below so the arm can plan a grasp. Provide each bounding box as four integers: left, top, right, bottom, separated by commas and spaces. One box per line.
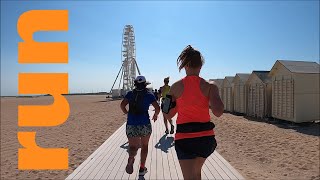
176, 122, 215, 133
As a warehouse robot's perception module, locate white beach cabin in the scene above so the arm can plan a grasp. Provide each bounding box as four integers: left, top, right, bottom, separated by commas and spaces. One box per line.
233, 74, 250, 114
209, 79, 224, 98
222, 76, 234, 112
245, 71, 272, 118
269, 60, 320, 123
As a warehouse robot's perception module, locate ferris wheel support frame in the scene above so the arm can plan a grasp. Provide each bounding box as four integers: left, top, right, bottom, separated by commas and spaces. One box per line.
109, 25, 141, 97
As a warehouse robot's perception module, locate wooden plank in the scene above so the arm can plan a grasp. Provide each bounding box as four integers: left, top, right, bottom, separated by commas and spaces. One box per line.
68, 124, 125, 179
102, 132, 128, 179
143, 120, 154, 180
207, 154, 231, 179
161, 137, 172, 179
167, 141, 178, 180
121, 157, 130, 180
158, 115, 173, 180
103, 136, 128, 179
113, 139, 131, 179
84, 138, 124, 179
106, 136, 128, 173
161, 118, 178, 180
91, 127, 127, 179
212, 153, 237, 179
66, 124, 124, 179
214, 152, 245, 179
169, 125, 183, 180
165, 116, 181, 180
201, 163, 210, 179
203, 156, 223, 179
156, 118, 164, 180
92, 128, 127, 179
128, 148, 141, 179
170, 142, 184, 179
149, 121, 158, 179
112, 151, 127, 180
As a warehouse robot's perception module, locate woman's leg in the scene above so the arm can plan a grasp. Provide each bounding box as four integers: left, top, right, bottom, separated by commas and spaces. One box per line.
128, 137, 140, 158
161, 101, 169, 134
178, 159, 196, 180
168, 119, 174, 134
193, 136, 216, 179
178, 157, 206, 180
194, 157, 206, 180
163, 115, 174, 134
140, 135, 151, 166
126, 137, 140, 174
138, 124, 152, 176
162, 113, 169, 133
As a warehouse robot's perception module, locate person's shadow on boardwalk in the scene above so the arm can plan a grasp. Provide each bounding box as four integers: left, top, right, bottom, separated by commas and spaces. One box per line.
120, 142, 129, 152
155, 135, 174, 153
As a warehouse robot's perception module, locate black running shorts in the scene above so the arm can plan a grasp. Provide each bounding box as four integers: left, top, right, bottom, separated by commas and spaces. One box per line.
174, 135, 217, 160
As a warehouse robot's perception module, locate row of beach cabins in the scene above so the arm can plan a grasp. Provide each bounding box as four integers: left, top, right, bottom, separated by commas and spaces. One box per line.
209, 60, 320, 123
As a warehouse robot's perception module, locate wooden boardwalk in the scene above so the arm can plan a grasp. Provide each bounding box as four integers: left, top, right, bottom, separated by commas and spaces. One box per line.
66, 110, 244, 180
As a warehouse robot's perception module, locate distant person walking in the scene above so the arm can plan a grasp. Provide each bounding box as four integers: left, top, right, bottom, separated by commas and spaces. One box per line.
159, 77, 175, 134
120, 75, 160, 176
163, 45, 224, 180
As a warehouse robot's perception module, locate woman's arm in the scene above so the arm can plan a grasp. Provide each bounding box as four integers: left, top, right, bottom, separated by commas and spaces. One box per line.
166, 106, 177, 119
209, 83, 224, 117
151, 101, 160, 121
120, 98, 129, 114
158, 86, 163, 98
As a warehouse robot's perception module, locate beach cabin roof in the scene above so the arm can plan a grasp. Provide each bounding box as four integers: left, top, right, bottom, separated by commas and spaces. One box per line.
269, 60, 320, 76
225, 76, 234, 83
232, 73, 250, 83
246, 71, 271, 84
209, 79, 224, 87
215, 79, 224, 86
222, 76, 234, 87
254, 71, 271, 82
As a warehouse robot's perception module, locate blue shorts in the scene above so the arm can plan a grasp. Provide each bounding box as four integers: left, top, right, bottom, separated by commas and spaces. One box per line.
175, 135, 217, 160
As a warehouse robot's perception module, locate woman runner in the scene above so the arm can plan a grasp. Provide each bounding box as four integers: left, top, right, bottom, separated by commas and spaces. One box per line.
120, 75, 160, 176
163, 45, 224, 180
159, 77, 175, 134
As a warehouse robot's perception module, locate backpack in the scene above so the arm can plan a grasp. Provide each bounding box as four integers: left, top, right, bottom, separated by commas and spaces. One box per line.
129, 89, 147, 115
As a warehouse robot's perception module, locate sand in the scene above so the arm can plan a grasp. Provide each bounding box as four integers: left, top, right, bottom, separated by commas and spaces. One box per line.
1, 95, 319, 180
213, 113, 320, 180
1, 95, 126, 180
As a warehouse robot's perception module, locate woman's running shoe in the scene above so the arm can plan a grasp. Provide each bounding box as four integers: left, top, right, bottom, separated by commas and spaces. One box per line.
139, 167, 148, 176
125, 157, 134, 174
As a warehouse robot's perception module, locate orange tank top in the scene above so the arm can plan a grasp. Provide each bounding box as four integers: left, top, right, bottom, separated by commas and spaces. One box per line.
175, 76, 214, 140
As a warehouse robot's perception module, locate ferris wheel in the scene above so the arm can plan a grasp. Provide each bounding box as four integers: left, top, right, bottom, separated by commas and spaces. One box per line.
110, 25, 141, 97
122, 25, 141, 91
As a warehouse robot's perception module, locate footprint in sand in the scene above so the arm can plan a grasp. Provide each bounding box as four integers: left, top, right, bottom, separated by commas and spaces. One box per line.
285, 167, 293, 171
278, 163, 286, 168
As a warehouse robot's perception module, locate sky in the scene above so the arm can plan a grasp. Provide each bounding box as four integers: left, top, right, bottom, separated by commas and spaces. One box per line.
1, 1, 319, 96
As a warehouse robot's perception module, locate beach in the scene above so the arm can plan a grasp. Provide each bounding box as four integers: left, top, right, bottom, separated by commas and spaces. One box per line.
213, 113, 320, 180
1, 95, 319, 180
1, 95, 126, 180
